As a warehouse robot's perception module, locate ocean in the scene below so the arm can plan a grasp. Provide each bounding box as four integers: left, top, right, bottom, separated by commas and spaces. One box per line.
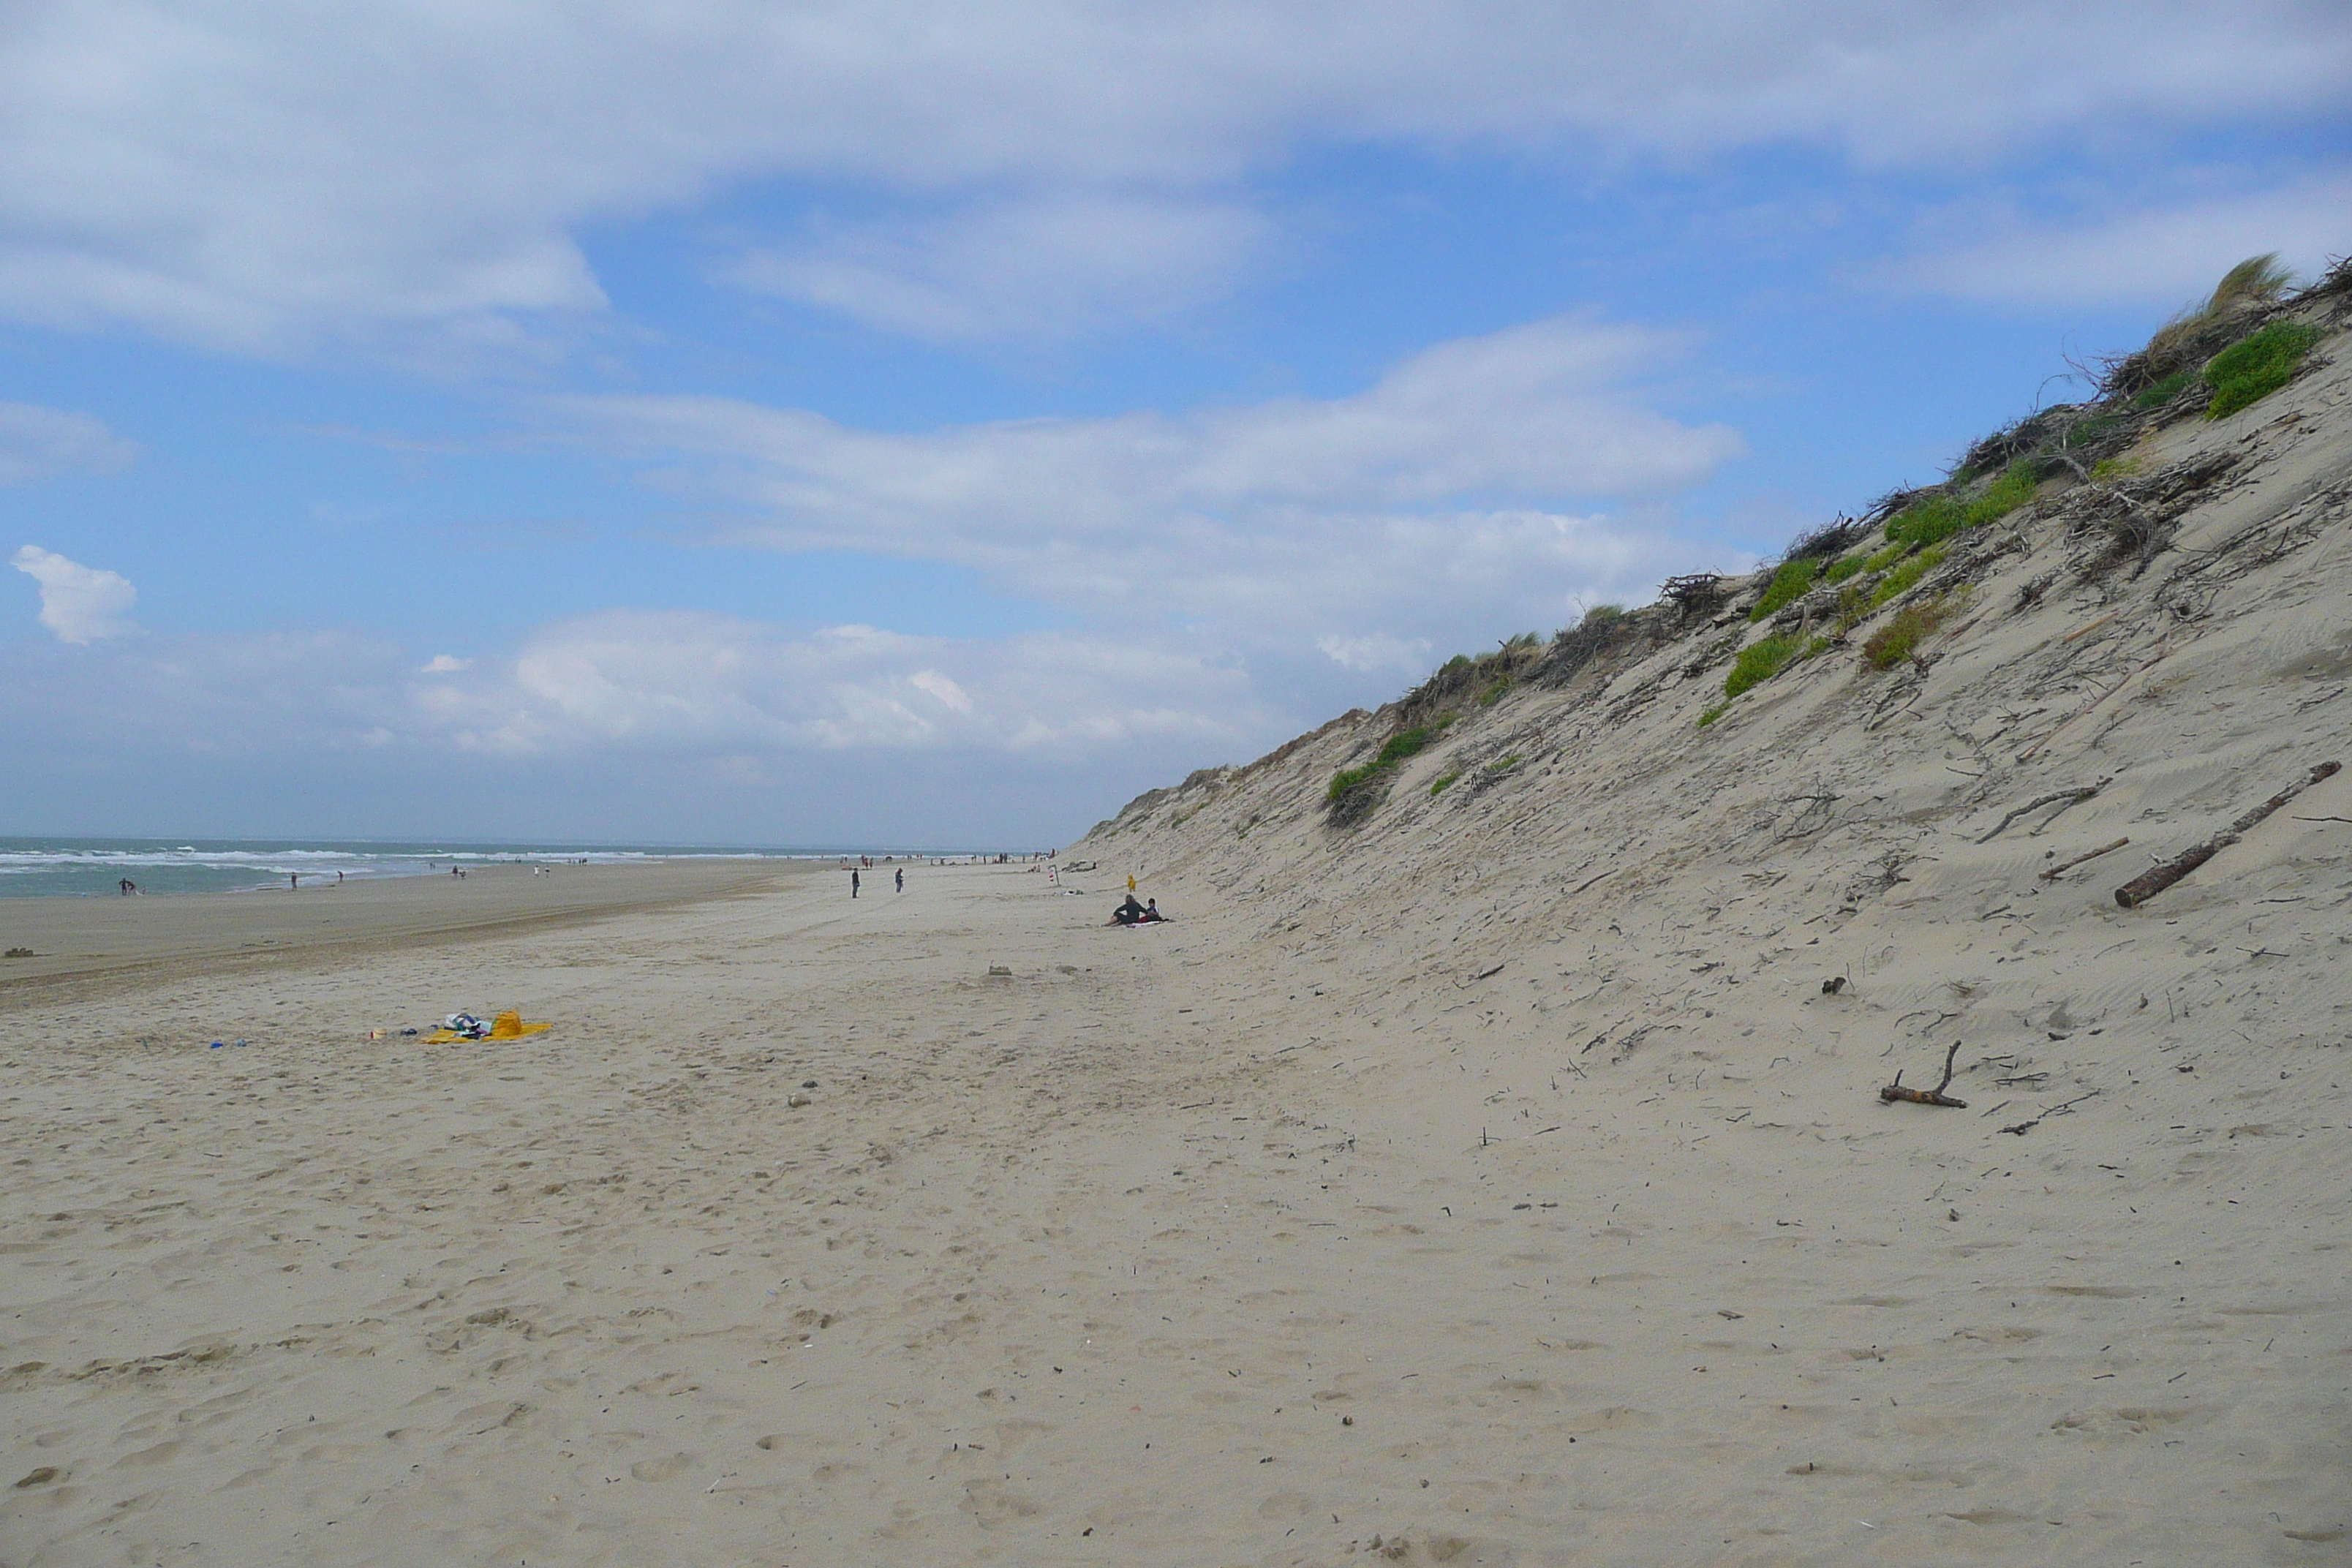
0, 838, 988, 898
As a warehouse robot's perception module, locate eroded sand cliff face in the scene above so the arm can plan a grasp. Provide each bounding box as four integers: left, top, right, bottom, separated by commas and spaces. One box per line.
1060, 291, 2352, 1558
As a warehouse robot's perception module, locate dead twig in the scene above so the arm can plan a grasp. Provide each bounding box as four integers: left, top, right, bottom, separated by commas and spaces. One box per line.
1999, 1088, 2100, 1137
2016, 652, 2171, 763
2040, 837, 2130, 879
1880, 1041, 1968, 1109
1976, 780, 2109, 845
2115, 761, 2342, 908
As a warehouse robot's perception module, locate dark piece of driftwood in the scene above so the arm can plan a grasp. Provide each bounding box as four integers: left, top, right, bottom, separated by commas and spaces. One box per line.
1662, 573, 1725, 614
1975, 779, 2108, 844
2114, 761, 2342, 908
1881, 1041, 1968, 1109
2040, 836, 2129, 878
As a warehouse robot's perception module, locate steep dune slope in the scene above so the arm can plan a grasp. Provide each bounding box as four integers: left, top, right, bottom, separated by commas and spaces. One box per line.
1059, 280, 2352, 1560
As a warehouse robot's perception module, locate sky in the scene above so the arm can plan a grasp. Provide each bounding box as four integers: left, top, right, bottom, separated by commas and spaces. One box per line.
3, 2, 2348, 847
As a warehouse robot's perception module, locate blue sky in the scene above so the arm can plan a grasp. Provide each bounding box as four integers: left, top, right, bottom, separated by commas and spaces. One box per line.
4, 2, 2348, 845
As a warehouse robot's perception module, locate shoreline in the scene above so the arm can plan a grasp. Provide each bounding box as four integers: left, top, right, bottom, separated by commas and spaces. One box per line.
0, 858, 807, 1000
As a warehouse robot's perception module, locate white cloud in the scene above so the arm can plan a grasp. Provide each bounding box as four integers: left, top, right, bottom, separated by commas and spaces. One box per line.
12, 545, 137, 643
418, 653, 470, 674
568, 316, 1740, 653
1893, 170, 2352, 308
1317, 632, 1433, 674
3, 3, 2346, 349
412, 613, 1270, 760
0, 403, 137, 484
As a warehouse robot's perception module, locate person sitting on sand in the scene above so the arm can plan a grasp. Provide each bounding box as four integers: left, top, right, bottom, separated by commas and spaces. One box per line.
1112, 894, 1145, 926
1140, 897, 1164, 923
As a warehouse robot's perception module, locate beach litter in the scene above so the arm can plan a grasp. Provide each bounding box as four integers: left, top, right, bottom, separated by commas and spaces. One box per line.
423, 1010, 552, 1044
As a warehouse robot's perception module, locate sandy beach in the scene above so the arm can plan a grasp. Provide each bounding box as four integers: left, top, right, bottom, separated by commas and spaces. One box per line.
4, 832, 2346, 1564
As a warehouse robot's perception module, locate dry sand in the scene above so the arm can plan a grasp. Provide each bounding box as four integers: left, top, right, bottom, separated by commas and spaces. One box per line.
4, 840, 2345, 1565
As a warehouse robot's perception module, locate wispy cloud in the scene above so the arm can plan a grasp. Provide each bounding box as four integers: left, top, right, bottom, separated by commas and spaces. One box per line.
1888, 170, 2352, 309
729, 192, 1277, 339
0, 404, 138, 485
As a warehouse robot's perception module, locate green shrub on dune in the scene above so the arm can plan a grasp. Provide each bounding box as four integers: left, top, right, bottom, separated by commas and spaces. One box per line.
2204, 323, 2322, 419
1725, 633, 1801, 698
1749, 557, 1820, 622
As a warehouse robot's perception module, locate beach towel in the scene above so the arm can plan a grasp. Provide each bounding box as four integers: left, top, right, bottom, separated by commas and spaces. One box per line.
423, 1009, 552, 1043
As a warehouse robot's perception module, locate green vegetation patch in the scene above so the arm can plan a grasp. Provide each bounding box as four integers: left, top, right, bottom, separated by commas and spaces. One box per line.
1884, 460, 2041, 554
1863, 589, 1966, 669
1477, 676, 1512, 706
1872, 543, 1948, 607
1327, 723, 1437, 813
2204, 322, 2322, 419
1749, 557, 1820, 622
1696, 701, 1729, 728
2132, 370, 2191, 410
1725, 633, 1802, 698
1824, 554, 1867, 584
1375, 726, 1431, 767
1429, 770, 1460, 796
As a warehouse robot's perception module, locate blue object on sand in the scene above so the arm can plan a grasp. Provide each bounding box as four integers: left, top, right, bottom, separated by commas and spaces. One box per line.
210, 1041, 224, 1049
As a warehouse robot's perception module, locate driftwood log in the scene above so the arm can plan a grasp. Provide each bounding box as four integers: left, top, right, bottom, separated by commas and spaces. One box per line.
1880, 1041, 1968, 1109
2114, 761, 2342, 908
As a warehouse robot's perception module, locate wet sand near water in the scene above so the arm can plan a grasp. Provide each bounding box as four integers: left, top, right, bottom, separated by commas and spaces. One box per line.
0, 860, 800, 997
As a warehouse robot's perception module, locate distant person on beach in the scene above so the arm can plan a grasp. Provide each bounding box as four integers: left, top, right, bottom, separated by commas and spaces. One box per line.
1143, 898, 1162, 922
894, 868, 903, 892
851, 869, 860, 898
118, 878, 132, 895
1112, 894, 1145, 926
289, 872, 298, 890
1127, 874, 1137, 894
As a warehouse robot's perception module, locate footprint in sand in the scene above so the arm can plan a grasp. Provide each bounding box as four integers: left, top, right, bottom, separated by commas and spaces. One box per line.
628, 1452, 697, 1482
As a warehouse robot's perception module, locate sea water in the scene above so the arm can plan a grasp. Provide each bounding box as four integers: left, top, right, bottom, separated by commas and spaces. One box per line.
0, 839, 981, 898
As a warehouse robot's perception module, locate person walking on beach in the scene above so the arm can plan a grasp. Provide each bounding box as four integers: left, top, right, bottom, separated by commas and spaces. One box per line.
118, 877, 132, 895
1127, 873, 1137, 894
851, 869, 860, 898
894, 867, 903, 892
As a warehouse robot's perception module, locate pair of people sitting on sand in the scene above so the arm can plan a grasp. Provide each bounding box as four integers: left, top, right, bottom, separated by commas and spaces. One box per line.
1110, 894, 1164, 926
